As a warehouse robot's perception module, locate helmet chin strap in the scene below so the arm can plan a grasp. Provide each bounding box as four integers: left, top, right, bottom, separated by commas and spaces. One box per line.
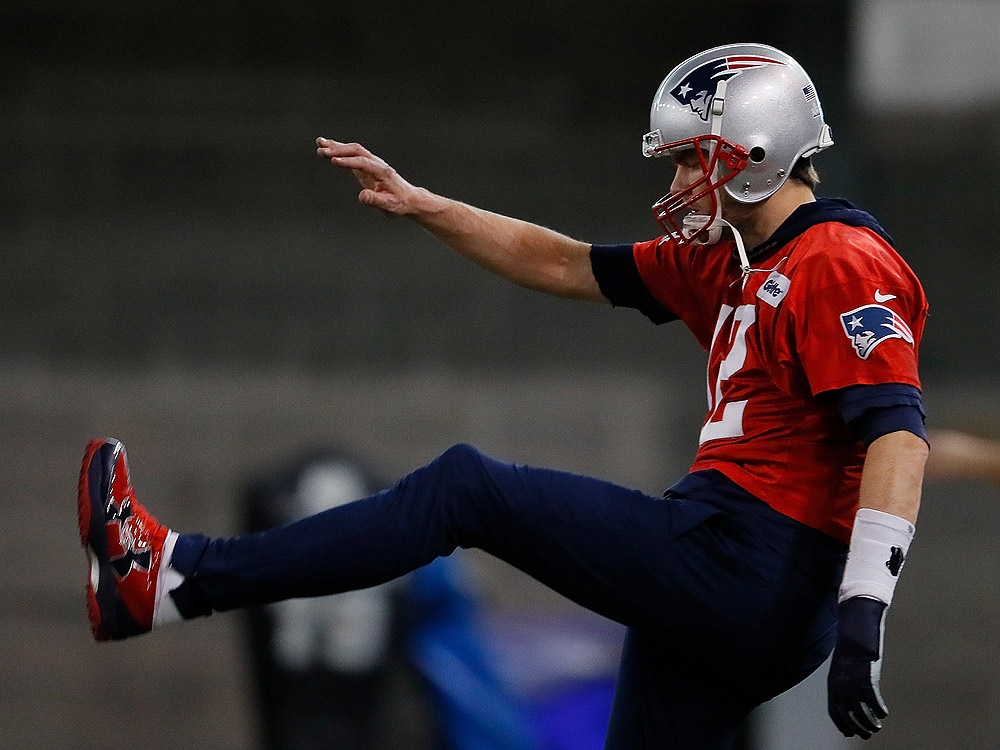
682, 214, 753, 274
719, 218, 753, 274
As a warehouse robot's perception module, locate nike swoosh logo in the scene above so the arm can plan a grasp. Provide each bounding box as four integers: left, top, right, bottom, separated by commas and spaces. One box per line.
874, 289, 896, 303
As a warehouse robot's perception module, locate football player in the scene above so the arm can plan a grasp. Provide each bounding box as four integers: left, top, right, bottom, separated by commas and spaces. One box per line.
79, 43, 928, 748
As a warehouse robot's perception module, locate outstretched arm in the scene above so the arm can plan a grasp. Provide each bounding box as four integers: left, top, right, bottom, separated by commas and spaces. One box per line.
316, 138, 605, 302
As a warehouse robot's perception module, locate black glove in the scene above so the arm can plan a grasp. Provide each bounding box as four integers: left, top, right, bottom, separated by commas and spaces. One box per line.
827, 596, 889, 739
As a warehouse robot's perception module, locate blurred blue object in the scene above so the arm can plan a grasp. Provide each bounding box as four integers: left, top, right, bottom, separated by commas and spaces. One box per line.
408, 557, 621, 750
408, 557, 539, 750
528, 679, 617, 750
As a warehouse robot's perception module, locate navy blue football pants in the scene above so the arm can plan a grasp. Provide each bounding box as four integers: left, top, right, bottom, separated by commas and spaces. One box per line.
170, 443, 847, 749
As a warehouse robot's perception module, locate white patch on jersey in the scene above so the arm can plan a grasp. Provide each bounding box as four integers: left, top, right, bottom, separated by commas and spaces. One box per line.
756, 271, 790, 308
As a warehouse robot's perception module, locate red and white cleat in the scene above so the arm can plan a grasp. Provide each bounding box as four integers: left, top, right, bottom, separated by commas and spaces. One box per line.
77, 438, 173, 641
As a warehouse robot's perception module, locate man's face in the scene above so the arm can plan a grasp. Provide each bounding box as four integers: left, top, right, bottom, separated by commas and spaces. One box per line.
669, 147, 753, 226
669, 148, 715, 216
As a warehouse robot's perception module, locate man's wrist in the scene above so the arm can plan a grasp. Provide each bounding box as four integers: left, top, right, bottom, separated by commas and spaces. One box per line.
839, 508, 915, 605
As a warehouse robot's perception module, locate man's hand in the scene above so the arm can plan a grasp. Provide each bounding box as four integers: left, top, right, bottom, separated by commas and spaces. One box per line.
316, 138, 423, 216
827, 596, 890, 739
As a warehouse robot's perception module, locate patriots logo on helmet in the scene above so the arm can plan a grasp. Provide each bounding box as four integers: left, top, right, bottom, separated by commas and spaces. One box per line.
671, 55, 785, 121
840, 304, 914, 360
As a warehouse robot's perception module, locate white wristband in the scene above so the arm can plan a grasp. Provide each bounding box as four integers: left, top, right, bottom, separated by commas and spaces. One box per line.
838, 508, 915, 605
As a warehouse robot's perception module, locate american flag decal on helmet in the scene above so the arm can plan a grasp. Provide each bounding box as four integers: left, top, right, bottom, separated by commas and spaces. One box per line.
671, 55, 785, 122
840, 304, 914, 360
802, 83, 822, 116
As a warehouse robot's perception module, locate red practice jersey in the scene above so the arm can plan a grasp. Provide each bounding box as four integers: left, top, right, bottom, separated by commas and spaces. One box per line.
632, 219, 928, 544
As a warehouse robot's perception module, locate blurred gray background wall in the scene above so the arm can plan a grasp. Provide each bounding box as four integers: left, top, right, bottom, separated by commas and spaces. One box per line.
3, 1, 1000, 748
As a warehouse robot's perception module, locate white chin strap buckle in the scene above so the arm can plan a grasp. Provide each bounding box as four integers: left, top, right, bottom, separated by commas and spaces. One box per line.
682, 214, 724, 245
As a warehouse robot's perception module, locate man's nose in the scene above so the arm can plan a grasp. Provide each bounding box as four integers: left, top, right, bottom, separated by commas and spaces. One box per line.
670, 167, 692, 196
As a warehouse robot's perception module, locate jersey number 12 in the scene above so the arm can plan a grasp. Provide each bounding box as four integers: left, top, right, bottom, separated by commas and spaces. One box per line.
700, 303, 756, 444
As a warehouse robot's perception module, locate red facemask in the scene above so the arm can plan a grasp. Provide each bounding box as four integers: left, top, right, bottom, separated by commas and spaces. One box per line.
648, 134, 750, 246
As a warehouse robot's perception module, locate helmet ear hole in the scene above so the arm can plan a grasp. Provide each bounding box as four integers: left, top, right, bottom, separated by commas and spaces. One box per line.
749, 146, 766, 164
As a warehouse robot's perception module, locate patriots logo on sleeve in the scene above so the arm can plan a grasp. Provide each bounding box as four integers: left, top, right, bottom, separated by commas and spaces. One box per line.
840, 304, 914, 360
671, 55, 784, 121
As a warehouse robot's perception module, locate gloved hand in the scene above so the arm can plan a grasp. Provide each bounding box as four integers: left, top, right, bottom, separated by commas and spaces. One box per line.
827, 596, 889, 739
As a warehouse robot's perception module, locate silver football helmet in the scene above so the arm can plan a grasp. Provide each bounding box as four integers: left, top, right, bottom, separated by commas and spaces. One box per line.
643, 43, 834, 244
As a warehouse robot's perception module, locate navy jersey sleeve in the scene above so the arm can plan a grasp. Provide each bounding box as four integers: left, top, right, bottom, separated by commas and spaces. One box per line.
590, 243, 678, 324
833, 383, 927, 446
